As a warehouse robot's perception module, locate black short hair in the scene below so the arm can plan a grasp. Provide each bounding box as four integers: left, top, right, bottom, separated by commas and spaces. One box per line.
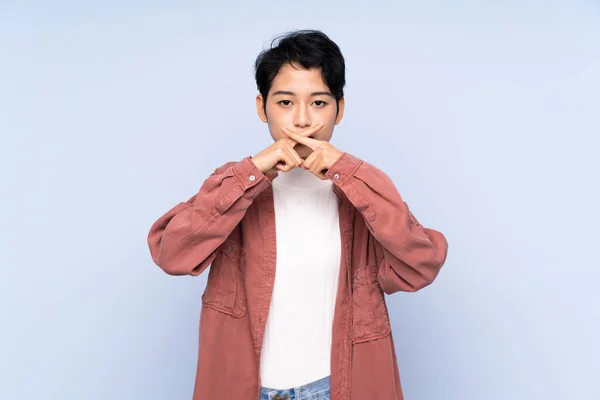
254, 29, 346, 117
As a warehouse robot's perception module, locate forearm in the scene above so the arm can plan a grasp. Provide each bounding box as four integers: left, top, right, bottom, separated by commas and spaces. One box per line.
326, 152, 449, 293
147, 156, 271, 275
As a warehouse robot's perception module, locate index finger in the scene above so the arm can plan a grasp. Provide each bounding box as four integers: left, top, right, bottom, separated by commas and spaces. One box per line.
299, 121, 325, 137
283, 122, 324, 137
281, 122, 324, 146
281, 128, 320, 150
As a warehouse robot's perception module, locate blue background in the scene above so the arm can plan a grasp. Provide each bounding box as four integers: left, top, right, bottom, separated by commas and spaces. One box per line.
1, 1, 599, 399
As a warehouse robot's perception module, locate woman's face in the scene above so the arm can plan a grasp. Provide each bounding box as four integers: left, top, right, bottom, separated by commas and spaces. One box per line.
256, 62, 345, 159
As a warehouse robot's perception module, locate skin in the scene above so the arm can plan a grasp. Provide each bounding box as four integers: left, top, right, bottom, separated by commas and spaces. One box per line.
253, 62, 346, 179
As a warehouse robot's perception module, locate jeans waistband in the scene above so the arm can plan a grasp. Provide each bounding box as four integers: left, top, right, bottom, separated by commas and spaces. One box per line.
260, 375, 330, 400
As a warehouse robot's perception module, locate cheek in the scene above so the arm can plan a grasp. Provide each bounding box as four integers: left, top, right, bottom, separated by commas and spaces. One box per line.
317, 125, 335, 141
267, 121, 286, 141
266, 114, 293, 140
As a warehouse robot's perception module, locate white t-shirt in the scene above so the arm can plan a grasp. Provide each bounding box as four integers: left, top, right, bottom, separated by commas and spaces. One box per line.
259, 166, 342, 389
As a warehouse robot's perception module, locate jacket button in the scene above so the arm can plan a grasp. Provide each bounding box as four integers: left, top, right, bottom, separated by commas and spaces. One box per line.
355, 274, 360, 280
228, 245, 233, 252
249, 175, 256, 181
333, 173, 340, 179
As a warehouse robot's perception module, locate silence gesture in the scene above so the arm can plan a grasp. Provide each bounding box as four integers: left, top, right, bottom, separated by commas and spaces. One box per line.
251, 122, 325, 175
281, 127, 344, 180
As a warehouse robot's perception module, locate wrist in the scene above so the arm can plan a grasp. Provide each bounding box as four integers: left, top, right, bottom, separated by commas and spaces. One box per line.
250, 155, 268, 174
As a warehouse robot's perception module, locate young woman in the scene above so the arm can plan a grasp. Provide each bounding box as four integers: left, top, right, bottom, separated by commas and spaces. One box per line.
148, 29, 449, 400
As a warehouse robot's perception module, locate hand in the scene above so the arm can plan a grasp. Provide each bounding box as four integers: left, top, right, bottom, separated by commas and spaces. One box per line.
251, 122, 325, 175
281, 127, 343, 180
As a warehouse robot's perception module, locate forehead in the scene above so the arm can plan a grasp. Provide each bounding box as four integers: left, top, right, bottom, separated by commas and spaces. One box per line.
270, 63, 327, 93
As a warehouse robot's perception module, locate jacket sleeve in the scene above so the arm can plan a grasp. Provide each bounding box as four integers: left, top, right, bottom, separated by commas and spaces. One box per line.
147, 156, 272, 276
325, 152, 449, 294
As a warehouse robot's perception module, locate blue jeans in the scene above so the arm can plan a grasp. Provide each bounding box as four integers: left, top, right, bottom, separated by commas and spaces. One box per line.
259, 375, 330, 400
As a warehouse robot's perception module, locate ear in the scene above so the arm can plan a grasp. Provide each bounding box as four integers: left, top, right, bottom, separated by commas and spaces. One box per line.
334, 97, 345, 125
256, 94, 268, 123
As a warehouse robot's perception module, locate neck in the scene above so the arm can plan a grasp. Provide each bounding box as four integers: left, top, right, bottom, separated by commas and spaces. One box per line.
274, 167, 332, 189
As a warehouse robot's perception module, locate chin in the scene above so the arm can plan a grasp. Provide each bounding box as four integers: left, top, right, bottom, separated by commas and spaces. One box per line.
296, 145, 312, 157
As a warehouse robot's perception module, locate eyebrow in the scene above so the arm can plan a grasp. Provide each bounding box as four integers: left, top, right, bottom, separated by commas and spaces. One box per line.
271, 90, 334, 98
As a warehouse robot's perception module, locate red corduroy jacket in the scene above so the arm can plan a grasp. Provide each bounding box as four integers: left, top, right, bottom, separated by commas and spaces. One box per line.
148, 152, 449, 399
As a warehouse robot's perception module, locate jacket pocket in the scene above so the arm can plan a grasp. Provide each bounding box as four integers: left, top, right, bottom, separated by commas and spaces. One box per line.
201, 239, 247, 318
351, 263, 391, 343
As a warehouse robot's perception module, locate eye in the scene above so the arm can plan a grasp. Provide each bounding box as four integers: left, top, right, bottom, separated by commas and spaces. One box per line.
314, 100, 328, 107
278, 100, 292, 106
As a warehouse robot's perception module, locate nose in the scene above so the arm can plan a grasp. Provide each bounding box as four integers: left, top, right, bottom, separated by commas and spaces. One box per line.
293, 104, 311, 130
